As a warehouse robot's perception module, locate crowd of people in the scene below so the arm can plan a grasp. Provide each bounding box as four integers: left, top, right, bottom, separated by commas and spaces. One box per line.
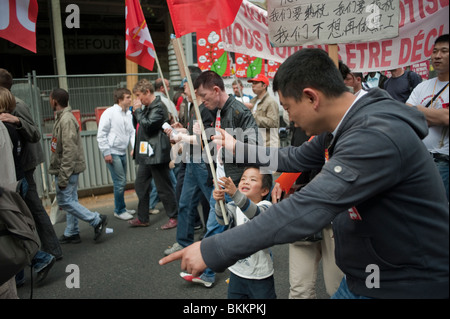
0, 34, 448, 299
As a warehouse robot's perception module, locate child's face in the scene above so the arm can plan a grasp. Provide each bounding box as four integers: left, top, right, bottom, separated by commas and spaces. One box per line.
238, 168, 268, 203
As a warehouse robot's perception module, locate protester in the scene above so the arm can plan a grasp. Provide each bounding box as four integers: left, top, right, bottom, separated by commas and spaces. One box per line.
154, 78, 178, 122
406, 34, 449, 200
363, 71, 387, 89
0, 120, 19, 299
177, 70, 260, 288
248, 74, 280, 147
382, 67, 422, 103
97, 88, 136, 220
232, 79, 253, 110
160, 48, 449, 299
213, 167, 276, 299
0, 68, 63, 259
129, 79, 178, 229
48, 88, 108, 243
163, 71, 215, 257
339, 62, 369, 96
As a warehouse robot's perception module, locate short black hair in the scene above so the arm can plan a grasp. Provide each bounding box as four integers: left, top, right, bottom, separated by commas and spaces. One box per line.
50, 88, 69, 107
273, 48, 348, 102
194, 70, 225, 91
435, 34, 449, 45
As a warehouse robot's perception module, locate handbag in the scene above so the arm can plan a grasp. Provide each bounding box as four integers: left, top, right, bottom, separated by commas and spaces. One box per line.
49, 197, 67, 225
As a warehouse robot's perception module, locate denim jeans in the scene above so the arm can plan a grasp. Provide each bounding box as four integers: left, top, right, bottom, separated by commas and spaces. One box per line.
106, 154, 127, 214
55, 174, 101, 237
331, 277, 372, 299
201, 191, 230, 282
176, 162, 213, 248
434, 158, 449, 201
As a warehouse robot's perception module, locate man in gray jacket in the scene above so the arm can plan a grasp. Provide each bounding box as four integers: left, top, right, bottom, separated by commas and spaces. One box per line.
160, 49, 449, 299
49, 88, 107, 243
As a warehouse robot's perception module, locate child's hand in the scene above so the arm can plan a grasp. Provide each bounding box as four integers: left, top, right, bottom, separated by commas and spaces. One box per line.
213, 188, 225, 202
218, 176, 237, 196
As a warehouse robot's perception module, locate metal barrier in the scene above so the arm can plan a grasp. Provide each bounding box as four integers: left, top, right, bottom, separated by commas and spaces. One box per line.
11, 72, 159, 200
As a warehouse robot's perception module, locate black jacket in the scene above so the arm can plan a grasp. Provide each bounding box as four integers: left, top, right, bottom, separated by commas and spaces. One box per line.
211, 96, 260, 186
133, 96, 171, 165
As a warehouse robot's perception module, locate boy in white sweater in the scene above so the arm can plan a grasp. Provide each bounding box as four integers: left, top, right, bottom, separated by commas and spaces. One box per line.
213, 166, 276, 299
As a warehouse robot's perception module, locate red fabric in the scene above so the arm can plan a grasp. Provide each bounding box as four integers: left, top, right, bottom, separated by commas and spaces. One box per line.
0, 0, 38, 53
167, 0, 243, 38
125, 0, 155, 71
275, 173, 302, 193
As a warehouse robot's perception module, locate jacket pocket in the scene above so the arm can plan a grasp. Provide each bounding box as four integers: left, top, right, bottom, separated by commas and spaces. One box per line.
311, 159, 359, 201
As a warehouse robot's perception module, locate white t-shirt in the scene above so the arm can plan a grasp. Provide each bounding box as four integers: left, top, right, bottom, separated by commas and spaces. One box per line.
228, 200, 274, 280
407, 78, 449, 156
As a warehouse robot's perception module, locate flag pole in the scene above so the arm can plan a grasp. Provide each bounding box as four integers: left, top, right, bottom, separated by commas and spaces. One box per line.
173, 36, 229, 225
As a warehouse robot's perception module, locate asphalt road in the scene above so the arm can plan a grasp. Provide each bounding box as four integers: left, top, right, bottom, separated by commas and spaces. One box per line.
17, 190, 328, 300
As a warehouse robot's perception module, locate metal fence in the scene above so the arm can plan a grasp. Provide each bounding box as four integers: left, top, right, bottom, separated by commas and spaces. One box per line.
11, 72, 159, 200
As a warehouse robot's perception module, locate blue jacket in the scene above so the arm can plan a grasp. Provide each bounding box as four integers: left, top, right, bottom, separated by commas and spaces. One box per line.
201, 88, 449, 298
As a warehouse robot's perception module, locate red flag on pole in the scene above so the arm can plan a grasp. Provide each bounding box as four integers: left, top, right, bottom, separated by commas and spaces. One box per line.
125, 0, 156, 71
0, 0, 38, 53
167, 0, 243, 38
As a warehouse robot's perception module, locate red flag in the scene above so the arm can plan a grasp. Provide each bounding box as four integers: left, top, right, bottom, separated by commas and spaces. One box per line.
167, 0, 243, 38
0, 0, 38, 53
125, 0, 155, 71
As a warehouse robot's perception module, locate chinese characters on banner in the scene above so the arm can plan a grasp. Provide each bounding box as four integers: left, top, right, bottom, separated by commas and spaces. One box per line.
267, 0, 400, 47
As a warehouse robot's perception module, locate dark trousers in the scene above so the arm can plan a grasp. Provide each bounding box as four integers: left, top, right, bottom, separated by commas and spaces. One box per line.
135, 163, 177, 223
24, 168, 62, 258
227, 272, 277, 299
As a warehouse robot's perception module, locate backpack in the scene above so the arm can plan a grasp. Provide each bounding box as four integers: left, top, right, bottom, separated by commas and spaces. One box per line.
0, 184, 40, 286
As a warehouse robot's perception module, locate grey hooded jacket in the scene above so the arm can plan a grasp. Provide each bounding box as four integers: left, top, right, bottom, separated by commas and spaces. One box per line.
201, 88, 449, 298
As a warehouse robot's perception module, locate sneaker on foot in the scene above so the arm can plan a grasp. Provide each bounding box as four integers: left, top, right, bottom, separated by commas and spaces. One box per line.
164, 242, 183, 256
94, 215, 108, 241
149, 208, 160, 215
114, 212, 134, 220
180, 272, 213, 288
126, 208, 136, 215
161, 218, 177, 230
128, 217, 149, 227
59, 234, 81, 244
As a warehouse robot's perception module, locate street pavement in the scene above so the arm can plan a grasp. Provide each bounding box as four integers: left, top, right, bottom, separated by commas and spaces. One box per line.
17, 189, 328, 300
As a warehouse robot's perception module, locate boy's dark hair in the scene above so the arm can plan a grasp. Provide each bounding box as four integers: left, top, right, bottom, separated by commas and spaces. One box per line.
435, 34, 449, 45
113, 88, 131, 104
243, 166, 273, 193
194, 70, 225, 91
50, 88, 69, 107
273, 48, 348, 102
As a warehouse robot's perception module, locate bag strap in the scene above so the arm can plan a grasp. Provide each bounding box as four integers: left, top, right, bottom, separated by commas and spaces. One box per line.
425, 82, 449, 108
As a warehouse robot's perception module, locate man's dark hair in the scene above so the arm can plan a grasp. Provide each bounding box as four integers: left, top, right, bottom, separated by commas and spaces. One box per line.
113, 88, 131, 104
273, 49, 348, 101
194, 70, 225, 91
50, 88, 69, 107
435, 34, 449, 45
0, 68, 13, 90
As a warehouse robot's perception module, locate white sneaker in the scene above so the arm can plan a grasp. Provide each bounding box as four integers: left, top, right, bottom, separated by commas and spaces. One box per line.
164, 242, 182, 256
149, 209, 160, 215
126, 209, 136, 215
114, 212, 134, 220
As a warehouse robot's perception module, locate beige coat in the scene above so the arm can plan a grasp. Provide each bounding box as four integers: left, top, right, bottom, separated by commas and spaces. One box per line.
250, 92, 280, 147
48, 106, 86, 188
